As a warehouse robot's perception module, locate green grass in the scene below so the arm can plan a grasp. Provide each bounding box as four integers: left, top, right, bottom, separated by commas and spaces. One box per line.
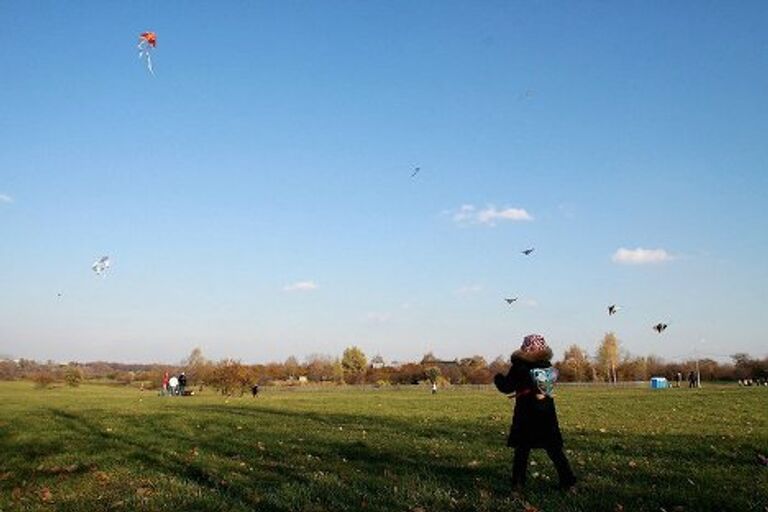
0, 382, 766, 512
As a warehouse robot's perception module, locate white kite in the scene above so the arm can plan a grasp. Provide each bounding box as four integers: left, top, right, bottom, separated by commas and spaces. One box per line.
92, 256, 111, 276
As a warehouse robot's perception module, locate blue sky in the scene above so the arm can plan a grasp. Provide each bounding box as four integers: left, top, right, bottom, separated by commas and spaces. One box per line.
1, 1, 766, 364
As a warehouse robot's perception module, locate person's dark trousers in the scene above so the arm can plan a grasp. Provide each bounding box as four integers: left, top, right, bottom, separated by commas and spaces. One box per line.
512, 446, 576, 488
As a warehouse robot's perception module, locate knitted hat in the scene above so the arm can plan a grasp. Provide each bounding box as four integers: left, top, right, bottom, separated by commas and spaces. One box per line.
521, 334, 548, 353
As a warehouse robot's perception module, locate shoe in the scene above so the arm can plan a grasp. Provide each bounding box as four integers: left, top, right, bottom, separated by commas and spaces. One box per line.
559, 476, 577, 491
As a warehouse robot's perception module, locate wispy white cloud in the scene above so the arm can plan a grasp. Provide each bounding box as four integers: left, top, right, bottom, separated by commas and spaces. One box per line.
612, 247, 674, 265
455, 284, 483, 296
0, 194, 13, 204
365, 312, 392, 323
283, 280, 318, 292
522, 298, 538, 307
451, 204, 533, 226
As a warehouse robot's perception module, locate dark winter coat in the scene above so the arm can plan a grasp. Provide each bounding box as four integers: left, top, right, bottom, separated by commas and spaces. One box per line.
494, 347, 564, 449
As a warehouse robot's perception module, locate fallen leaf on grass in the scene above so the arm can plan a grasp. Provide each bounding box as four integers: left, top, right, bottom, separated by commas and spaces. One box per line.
599, 428, 607, 433
94, 471, 110, 485
136, 487, 153, 497
36, 464, 81, 475
523, 503, 539, 512
467, 460, 480, 468
39, 487, 53, 503
12, 487, 23, 500
628, 460, 637, 468
0, 471, 13, 480
615, 505, 624, 512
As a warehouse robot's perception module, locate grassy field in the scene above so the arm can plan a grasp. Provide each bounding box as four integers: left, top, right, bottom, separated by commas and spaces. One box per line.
0, 382, 766, 512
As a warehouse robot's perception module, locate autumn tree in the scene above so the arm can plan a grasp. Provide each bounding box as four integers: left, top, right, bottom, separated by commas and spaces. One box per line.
332, 358, 345, 384
183, 347, 212, 388
305, 354, 334, 382
64, 365, 84, 387
557, 345, 591, 382
284, 356, 301, 379
33, 371, 56, 389
596, 332, 621, 383
488, 356, 510, 377
424, 366, 441, 383
341, 346, 367, 383
209, 359, 252, 396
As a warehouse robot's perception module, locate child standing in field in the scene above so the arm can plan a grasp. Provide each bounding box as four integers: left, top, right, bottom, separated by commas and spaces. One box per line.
494, 334, 576, 491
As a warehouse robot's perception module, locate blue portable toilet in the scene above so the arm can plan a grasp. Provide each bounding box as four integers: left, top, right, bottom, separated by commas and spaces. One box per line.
650, 377, 668, 389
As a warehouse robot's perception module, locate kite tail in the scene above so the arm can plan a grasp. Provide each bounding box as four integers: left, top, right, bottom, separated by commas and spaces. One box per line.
145, 53, 154, 76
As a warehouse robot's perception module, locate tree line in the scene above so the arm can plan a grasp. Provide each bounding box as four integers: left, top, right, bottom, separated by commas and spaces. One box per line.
1, 333, 766, 392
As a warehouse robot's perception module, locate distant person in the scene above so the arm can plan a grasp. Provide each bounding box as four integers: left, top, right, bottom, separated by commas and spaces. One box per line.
178, 372, 187, 396
675, 372, 682, 388
494, 334, 576, 491
162, 371, 170, 396
168, 375, 179, 396
688, 371, 697, 388
251, 384, 259, 397
431, 382, 438, 395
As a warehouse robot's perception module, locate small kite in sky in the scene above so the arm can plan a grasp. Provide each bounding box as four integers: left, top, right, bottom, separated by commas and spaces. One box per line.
522, 248, 535, 256
138, 32, 157, 75
519, 89, 536, 101
92, 256, 111, 276
608, 305, 620, 316
653, 323, 668, 334
411, 167, 421, 178
504, 298, 518, 305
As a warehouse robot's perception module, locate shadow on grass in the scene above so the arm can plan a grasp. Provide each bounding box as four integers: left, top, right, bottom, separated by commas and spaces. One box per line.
44, 408, 291, 512
0, 404, 762, 511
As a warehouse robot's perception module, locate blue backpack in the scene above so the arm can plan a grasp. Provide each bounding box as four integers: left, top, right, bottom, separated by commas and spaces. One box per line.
530, 367, 558, 398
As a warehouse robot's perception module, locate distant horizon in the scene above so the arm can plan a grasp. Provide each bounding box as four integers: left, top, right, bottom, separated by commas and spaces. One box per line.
0, 341, 748, 367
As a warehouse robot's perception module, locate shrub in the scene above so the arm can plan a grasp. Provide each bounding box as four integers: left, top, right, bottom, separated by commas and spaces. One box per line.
64, 366, 84, 387
32, 371, 56, 389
